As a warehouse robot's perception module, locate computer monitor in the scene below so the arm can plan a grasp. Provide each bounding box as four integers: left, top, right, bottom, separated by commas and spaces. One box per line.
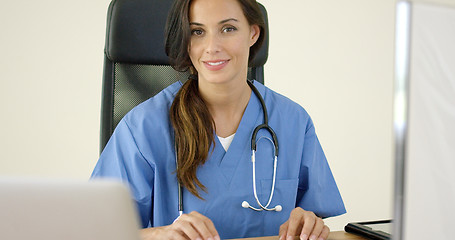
393, 1, 455, 240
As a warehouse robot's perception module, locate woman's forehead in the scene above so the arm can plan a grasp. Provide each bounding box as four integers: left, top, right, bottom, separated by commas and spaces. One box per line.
189, 0, 246, 24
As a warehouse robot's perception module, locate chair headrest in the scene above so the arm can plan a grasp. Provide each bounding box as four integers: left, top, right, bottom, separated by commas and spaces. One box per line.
105, 0, 269, 67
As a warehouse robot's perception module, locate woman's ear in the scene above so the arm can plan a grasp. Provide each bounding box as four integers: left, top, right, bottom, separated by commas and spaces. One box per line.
249, 24, 260, 47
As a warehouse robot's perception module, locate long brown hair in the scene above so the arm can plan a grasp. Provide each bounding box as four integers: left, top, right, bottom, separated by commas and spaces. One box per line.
165, 0, 265, 199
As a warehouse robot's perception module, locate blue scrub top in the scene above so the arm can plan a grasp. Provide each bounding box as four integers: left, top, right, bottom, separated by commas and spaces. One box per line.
91, 80, 346, 239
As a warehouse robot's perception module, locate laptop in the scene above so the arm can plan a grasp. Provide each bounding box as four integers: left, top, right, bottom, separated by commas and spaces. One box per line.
0, 177, 141, 240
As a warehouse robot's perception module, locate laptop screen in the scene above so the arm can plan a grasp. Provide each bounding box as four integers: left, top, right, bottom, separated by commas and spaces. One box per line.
0, 178, 141, 240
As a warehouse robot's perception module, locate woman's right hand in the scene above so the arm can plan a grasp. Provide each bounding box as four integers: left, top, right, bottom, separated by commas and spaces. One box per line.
140, 211, 220, 240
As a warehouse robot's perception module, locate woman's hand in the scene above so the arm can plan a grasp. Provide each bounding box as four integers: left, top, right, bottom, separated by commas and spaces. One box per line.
140, 211, 220, 240
279, 207, 330, 240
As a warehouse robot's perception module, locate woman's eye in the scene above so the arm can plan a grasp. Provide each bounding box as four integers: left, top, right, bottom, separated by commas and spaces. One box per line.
222, 26, 237, 33
191, 29, 203, 36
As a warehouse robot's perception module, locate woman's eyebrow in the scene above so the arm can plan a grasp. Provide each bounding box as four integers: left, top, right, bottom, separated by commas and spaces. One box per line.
219, 18, 238, 24
189, 22, 203, 26
189, 18, 239, 26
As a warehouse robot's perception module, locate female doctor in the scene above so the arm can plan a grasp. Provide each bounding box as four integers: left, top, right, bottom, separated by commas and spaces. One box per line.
91, 0, 346, 239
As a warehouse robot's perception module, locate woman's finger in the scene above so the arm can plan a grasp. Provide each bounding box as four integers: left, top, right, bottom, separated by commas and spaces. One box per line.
279, 220, 289, 240
166, 228, 189, 240
306, 217, 324, 240
299, 211, 316, 240
188, 211, 220, 240
172, 214, 201, 239
140, 226, 187, 240
286, 208, 305, 240
318, 225, 330, 240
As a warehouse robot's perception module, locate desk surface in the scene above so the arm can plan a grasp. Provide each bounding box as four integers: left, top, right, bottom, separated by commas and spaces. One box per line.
232, 231, 366, 240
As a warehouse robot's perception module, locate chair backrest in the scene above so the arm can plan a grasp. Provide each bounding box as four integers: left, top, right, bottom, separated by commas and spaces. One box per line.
100, 0, 269, 152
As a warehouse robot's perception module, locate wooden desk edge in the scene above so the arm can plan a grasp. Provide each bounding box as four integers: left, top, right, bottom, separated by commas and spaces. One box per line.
229, 231, 366, 240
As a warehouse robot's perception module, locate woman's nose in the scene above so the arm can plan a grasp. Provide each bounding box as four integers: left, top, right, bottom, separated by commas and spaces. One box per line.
204, 33, 222, 54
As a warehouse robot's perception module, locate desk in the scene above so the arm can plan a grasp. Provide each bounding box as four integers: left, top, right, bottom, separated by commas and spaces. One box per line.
231, 231, 366, 240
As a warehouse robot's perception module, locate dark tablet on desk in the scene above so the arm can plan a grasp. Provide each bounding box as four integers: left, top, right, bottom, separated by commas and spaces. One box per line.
345, 220, 392, 240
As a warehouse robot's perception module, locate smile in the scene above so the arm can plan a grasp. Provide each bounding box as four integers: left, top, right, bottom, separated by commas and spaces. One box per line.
206, 61, 226, 66
203, 60, 230, 71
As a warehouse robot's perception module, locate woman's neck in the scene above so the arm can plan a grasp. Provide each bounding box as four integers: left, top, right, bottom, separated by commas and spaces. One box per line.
198, 78, 251, 138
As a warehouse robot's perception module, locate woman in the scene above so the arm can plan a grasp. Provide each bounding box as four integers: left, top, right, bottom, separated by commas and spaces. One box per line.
92, 0, 346, 239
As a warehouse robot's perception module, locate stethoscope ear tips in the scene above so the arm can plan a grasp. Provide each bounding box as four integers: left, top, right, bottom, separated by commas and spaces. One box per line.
242, 201, 250, 209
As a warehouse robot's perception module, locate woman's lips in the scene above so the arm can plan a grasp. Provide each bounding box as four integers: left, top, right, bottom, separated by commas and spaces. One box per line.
203, 60, 230, 71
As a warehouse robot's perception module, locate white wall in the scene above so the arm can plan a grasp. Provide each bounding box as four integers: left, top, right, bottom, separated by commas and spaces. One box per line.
0, 0, 110, 178
0, 0, 397, 231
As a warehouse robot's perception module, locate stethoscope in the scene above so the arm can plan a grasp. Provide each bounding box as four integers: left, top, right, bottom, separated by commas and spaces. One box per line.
176, 80, 282, 217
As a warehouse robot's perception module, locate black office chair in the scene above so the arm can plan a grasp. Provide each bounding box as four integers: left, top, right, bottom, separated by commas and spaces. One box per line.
100, 0, 269, 153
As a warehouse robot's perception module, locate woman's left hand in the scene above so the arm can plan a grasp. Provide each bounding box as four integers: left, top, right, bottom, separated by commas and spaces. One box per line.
279, 207, 330, 240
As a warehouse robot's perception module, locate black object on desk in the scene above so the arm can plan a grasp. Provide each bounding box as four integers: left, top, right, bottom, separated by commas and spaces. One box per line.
345, 219, 392, 240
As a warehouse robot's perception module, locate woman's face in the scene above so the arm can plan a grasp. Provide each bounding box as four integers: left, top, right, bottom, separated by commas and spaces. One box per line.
188, 0, 259, 86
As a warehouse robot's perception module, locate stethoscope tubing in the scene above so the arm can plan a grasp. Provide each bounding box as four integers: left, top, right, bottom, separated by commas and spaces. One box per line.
248, 80, 279, 156
251, 148, 280, 211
